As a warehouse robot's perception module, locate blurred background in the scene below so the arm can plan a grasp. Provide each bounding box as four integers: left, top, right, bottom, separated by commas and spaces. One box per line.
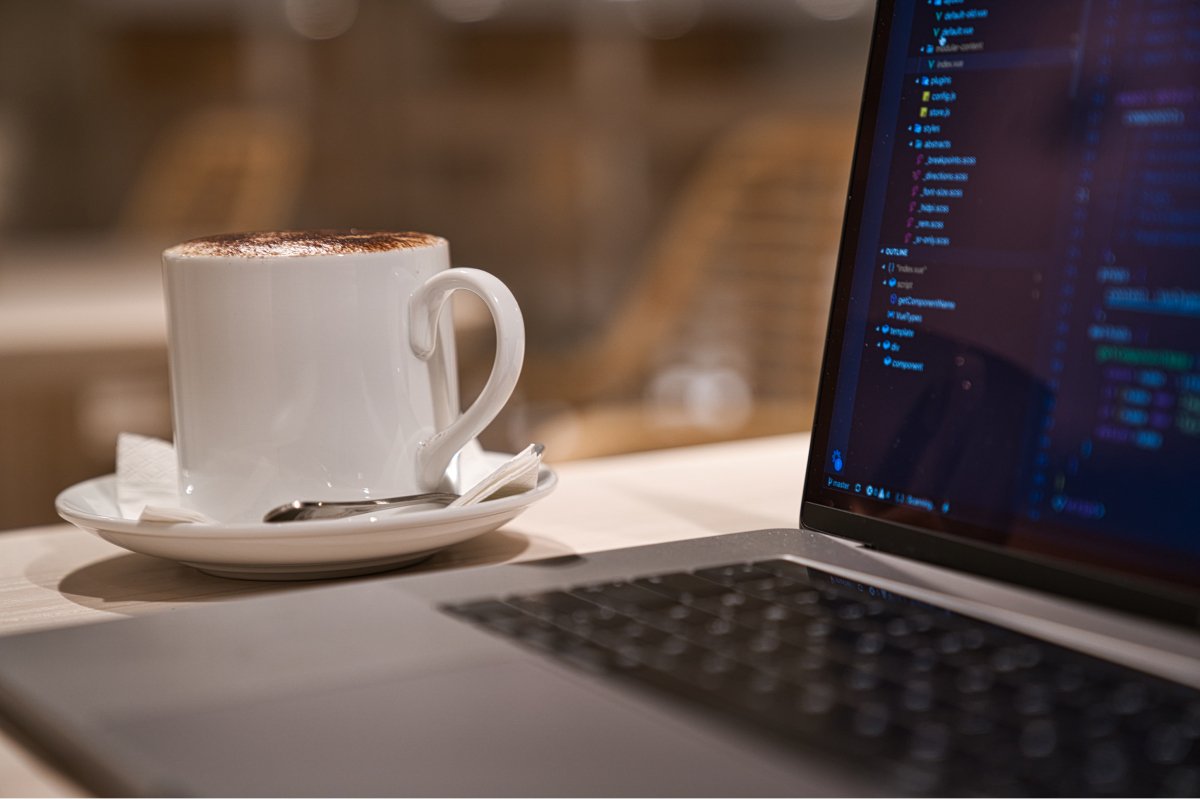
0, 0, 872, 530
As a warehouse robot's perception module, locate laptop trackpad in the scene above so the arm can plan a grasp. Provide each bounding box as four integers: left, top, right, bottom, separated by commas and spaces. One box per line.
109, 655, 836, 797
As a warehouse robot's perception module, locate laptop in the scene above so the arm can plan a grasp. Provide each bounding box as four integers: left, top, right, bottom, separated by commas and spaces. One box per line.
2, 0, 1198, 795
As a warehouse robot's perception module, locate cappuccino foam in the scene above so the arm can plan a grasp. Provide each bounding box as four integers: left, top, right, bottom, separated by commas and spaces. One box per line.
166, 230, 444, 259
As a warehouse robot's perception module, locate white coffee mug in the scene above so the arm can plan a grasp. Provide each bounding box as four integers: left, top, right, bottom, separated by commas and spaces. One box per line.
162, 231, 524, 523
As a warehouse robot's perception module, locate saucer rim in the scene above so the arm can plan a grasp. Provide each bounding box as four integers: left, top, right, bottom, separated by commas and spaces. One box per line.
55, 458, 557, 540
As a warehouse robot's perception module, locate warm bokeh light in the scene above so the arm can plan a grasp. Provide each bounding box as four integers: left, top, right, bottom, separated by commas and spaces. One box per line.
429, 0, 506, 24
284, 0, 359, 39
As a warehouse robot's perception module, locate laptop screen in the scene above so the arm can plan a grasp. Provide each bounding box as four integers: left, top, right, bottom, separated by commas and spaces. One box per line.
805, 0, 1200, 608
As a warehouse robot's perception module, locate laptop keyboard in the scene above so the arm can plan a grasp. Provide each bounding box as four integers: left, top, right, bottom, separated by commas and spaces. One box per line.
445, 558, 1200, 796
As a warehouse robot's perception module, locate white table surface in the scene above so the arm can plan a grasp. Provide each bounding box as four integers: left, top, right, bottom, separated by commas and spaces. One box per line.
0, 433, 811, 796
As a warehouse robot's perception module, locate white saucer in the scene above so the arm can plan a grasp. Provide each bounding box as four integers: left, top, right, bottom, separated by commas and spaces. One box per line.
55, 452, 557, 581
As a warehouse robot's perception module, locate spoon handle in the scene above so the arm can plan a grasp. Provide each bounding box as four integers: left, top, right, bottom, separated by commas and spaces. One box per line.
263, 492, 460, 523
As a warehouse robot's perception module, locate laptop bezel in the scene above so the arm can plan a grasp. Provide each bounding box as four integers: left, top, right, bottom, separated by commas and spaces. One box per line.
800, 0, 1200, 629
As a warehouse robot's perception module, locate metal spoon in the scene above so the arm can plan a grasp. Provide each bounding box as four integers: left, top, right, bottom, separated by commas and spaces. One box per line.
263, 492, 459, 523
265, 443, 545, 523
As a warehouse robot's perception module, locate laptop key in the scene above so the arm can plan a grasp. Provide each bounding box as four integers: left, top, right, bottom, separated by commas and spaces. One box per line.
689, 591, 772, 617
446, 598, 525, 624
589, 620, 672, 651
633, 602, 718, 636
634, 572, 728, 600
505, 591, 608, 621
733, 601, 809, 631
736, 575, 817, 599
693, 563, 775, 586
571, 581, 676, 612
750, 558, 816, 584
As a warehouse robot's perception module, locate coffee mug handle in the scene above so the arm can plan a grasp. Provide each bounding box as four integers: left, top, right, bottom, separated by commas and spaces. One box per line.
409, 267, 525, 489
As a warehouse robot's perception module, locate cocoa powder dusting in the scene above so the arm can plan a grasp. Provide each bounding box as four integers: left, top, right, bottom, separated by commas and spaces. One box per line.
166, 230, 444, 258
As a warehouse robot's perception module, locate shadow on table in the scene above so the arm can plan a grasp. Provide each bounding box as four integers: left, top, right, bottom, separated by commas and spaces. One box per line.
48, 530, 536, 616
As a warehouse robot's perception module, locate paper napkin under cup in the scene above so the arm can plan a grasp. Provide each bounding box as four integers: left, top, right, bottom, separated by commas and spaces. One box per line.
115, 433, 543, 525
116, 433, 217, 523
451, 443, 543, 507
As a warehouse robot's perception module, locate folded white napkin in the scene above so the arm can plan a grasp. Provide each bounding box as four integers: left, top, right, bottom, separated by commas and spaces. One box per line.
451, 443, 543, 507
115, 433, 543, 525
116, 433, 217, 523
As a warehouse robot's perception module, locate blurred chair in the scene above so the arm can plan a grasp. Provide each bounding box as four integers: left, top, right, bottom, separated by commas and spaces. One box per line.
120, 105, 309, 239
519, 115, 854, 459
0, 345, 169, 531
